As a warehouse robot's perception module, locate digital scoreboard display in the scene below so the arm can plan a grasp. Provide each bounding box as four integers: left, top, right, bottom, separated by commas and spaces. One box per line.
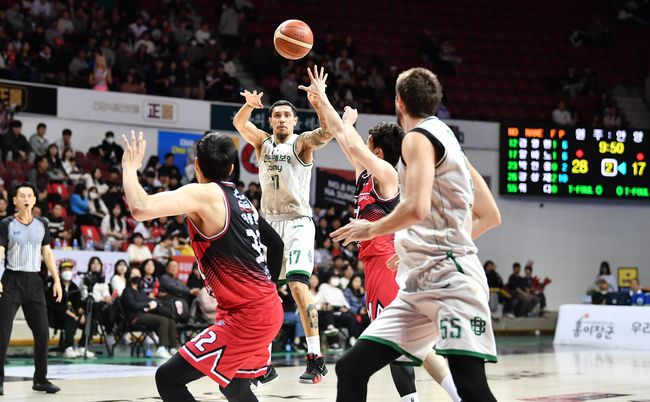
499, 125, 649, 200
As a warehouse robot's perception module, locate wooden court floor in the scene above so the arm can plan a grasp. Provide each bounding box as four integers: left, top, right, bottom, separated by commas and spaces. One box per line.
2, 343, 650, 401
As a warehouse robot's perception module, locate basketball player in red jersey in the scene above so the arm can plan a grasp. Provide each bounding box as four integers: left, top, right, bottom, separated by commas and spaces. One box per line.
122, 131, 284, 402
300, 68, 461, 402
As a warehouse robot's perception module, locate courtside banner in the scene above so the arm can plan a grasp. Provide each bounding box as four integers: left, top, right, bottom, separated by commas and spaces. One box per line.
58, 87, 210, 130
157, 130, 240, 172
553, 304, 650, 350
0, 79, 57, 115
315, 167, 356, 207
210, 102, 320, 132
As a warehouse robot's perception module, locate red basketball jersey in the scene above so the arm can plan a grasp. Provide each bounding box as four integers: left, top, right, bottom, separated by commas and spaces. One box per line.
187, 182, 278, 311
354, 170, 399, 259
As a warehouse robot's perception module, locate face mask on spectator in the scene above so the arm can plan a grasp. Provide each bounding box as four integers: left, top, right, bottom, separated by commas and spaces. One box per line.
61, 271, 73, 281
89, 191, 98, 199
106, 137, 114, 144
130, 277, 142, 286
329, 277, 340, 287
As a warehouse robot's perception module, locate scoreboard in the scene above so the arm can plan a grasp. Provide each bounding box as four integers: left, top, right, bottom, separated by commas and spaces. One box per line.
499, 125, 649, 200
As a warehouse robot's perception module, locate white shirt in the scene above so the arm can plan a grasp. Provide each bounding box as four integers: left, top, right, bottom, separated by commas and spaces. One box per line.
552, 108, 573, 125
315, 283, 350, 308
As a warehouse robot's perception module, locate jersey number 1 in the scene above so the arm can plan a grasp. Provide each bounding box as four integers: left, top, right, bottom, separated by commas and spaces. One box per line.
271, 174, 280, 190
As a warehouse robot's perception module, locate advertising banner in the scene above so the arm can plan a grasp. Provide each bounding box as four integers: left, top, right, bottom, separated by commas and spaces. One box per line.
314, 168, 356, 207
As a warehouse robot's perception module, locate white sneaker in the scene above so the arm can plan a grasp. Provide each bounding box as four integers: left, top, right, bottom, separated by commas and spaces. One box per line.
154, 346, 172, 359
76, 347, 95, 358
324, 325, 339, 336
63, 346, 79, 358
169, 348, 178, 355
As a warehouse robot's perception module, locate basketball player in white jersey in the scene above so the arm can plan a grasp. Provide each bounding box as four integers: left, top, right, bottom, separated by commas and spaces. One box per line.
300, 67, 461, 402
331, 67, 501, 401
233, 66, 333, 384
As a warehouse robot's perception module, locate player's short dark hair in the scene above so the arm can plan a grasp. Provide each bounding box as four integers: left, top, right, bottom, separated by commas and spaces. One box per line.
270, 100, 297, 116
196, 131, 237, 181
14, 182, 37, 197
396, 67, 443, 118
368, 122, 405, 167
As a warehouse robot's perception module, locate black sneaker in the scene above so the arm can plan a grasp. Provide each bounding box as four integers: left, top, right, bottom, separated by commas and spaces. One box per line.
32, 380, 61, 394
250, 365, 279, 389
298, 353, 328, 384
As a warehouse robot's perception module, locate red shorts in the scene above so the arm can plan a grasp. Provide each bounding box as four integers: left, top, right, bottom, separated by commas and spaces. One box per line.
363, 253, 400, 321
179, 298, 283, 388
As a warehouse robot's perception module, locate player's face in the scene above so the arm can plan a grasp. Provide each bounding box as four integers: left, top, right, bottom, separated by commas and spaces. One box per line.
395, 95, 405, 128
269, 106, 297, 141
14, 187, 36, 213
367, 136, 383, 160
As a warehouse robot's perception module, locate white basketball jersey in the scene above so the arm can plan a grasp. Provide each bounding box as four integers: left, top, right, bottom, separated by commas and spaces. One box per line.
395, 117, 477, 285
259, 134, 313, 220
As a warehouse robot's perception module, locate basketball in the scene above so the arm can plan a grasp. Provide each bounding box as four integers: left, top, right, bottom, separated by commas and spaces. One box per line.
273, 19, 313, 60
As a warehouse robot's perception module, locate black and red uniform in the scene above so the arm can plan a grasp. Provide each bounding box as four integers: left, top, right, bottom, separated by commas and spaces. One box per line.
178, 182, 283, 388
354, 170, 399, 321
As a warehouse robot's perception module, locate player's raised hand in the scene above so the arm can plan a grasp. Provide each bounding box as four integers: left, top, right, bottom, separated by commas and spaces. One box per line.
299, 65, 328, 98
342, 106, 358, 125
122, 130, 147, 170
330, 218, 373, 246
240, 89, 264, 109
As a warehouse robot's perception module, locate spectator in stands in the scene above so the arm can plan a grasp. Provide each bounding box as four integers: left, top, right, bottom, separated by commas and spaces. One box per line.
166, 214, 189, 241
591, 276, 614, 305
68, 49, 89, 85
552, 101, 574, 125
45, 144, 66, 182
47, 261, 84, 358
627, 278, 644, 305
120, 72, 145, 94
0, 197, 8, 220
127, 232, 153, 267
31, 0, 54, 21
110, 259, 129, 298
186, 264, 205, 291
3, 119, 31, 162
89, 54, 113, 91
101, 203, 127, 250
87, 186, 108, 227
85, 167, 108, 195
343, 274, 369, 334
197, 286, 217, 324
140, 259, 159, 297
592, 261, 617, 292
280, 70, 300, 106
157, 153, 181, 179
47, 202, 71, 245
507, 262, 538, 317
27, 155, 50, 204
70, 183, 91, 231
524, 262, 546, 315
121, 266, 176, 359
340, 265, 354, 289
159, 259, 200, 305
61, 148, 82, 181
83, 257, 112, 304
153, 234, 178, 266
55, 129, 74, 158
315, 270, 360, 349
218, 1, 239, 55
29, 123, 49, 159
101, 131, 123, 166
603, 107, 622, 128
484, 260, 506, 319
315, 217, 330, 246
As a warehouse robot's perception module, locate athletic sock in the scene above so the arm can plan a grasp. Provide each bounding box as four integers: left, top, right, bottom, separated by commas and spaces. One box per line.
306, 335, 321, 356
441, 375, 461, 402
401, 392, 419, 402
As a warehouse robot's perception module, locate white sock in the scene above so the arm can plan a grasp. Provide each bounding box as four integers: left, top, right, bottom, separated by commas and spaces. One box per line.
306, 335, 321, 356
441, 375, 461, 402
401, 392, 419, 402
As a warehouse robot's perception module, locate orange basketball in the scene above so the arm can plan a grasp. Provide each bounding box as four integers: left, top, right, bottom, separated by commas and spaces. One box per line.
273, 19, 313, 60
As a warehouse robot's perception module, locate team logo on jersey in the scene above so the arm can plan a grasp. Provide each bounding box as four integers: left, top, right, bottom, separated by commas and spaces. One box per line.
470, 316, 487, 336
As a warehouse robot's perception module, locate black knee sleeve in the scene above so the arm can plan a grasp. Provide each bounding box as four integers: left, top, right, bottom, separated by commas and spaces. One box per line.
156, 354, 204, 402
389, 364, 417, 397
448, 355, 497, 402
220, 378, 257, 402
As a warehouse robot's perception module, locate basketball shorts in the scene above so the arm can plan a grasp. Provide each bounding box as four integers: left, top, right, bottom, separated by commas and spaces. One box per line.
363, 253, 400, 321
179, 298, 283, 388
270, 217, 315, 281
359, 253, 497, 365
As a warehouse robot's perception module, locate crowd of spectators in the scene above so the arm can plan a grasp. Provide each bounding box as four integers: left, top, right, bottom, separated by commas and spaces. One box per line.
586, 261, 647, 306
0, 0, 248, 102
550, 65, 626, 128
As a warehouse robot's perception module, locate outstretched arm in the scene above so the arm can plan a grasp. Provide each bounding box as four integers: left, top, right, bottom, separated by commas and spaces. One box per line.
295, 66, 335, 160
122, 131, 211, 221
467, 160, 501, 239
330, 131, 435, 245
233, 90, 269, 149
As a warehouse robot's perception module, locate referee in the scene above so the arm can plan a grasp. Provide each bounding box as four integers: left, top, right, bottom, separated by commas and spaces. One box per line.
0, 183, 62, 395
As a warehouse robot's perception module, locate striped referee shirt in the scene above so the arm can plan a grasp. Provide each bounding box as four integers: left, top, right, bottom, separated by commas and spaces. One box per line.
0, 216, 50, 272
